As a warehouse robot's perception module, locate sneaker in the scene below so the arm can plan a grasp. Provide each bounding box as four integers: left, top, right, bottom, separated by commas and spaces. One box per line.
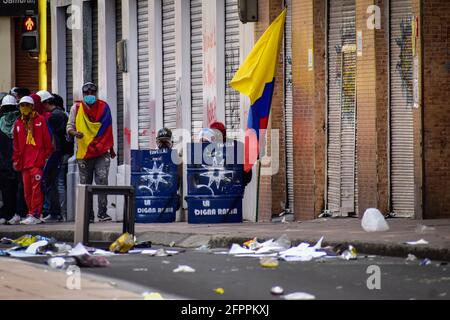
42, 214, 64, 223
20, 215, 43, 225
7, 214, 21, 225
97, 213, 112, 222
0, 218, 6, 225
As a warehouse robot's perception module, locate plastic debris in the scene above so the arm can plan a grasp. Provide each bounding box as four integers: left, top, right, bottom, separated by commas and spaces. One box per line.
68, 243, 90, 256
12, 235, 38, 247
109, 232, 135, 253
0, 250, 10, 256
420, 258, 431, 266
270, 286, 284, 295
173, 265, 196, 273
141, 248, 180, 256
361, 208, 390, 232
274, 234, 291, 250
142, 292, 164, 300
93, 249, 115, 256
406, 254, 417, 261
1, 237, 13, 244
341, 245, 358, 260
406, 239, 429, 245
415, 224, 436, 234
54, 243, 73, 254
214, 287, 225, 294
243, 238, 261, 250
229, 243, 254, 255
25, 240, 48, 254
134, 240, 152, 248
259, 257, 279, 268
74, 254, 110, 268
169, 241, 176, 247
282, 292, 316, 300
195, 244, 210, 251
47, 257, 77, 269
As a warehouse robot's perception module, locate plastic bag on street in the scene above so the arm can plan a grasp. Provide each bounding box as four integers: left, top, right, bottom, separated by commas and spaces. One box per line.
361, 208, 390, 232
109, 232, 135, 253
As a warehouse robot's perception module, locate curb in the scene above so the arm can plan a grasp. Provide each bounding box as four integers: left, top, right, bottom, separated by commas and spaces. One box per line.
1, 229, 449, 262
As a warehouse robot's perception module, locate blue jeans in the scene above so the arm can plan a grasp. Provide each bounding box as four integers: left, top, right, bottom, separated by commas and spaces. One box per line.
43, 151, 63, 218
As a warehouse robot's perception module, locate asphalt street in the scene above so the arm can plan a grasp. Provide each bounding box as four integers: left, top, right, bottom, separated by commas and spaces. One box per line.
15, 247, 450, 300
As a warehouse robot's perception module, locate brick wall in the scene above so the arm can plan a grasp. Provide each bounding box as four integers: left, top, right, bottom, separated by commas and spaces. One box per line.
422, 0, 450, 218
255, 0, 286, 221
292, 0, 316, 220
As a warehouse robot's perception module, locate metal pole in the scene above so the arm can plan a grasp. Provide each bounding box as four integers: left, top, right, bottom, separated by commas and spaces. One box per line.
38, 0, 47, 90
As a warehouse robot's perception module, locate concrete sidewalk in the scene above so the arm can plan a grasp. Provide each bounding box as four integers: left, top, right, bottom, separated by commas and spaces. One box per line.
1, 218, 450, 261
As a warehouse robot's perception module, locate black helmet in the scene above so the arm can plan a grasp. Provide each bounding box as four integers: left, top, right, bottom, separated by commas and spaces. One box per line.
157, 127, 172, 140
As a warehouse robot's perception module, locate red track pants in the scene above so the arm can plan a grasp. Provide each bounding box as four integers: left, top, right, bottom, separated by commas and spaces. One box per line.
22, 167, 44, 218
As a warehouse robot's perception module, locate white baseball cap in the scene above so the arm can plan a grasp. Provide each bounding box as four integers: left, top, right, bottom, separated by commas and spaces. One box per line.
36, 90, 53, 103
1, 95, 17, 107
18, 96, 34, 105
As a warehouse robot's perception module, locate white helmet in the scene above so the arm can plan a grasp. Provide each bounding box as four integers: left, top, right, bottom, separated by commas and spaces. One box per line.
1, 95, 17, 107
36, 90, 53, 103
196, 128, 217, 143
18, 96, 34, 105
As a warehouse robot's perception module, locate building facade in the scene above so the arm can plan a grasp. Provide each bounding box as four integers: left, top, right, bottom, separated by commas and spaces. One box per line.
49, 0, 449, 222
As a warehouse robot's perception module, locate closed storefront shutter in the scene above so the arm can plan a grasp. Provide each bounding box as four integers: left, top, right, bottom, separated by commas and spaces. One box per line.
390, 0, 414, 217
327, 0, 357, 216
92, 1, 98, 86
162, 0, 177, 131
116, 0, 124, 164
225, 0, 240, 138
190, 0, 203, 137
137, 0, 150, 149
284, 0, 294, 213
65, 8, 73, 109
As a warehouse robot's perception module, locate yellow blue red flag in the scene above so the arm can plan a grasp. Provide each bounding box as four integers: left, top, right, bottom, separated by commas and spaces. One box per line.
230, 8, 286, 172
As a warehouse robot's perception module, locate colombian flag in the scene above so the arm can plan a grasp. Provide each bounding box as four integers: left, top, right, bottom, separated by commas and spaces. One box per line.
75, 100, 114, 160
230, 8, 286, 172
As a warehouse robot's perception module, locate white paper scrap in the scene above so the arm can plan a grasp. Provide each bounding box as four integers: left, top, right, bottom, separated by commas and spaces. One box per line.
406, 239, 429, 245
25, 240, 48, 254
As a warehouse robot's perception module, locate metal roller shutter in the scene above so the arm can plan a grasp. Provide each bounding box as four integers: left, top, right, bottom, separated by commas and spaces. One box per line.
116, 0, 124, 164
162, 0, 177, 131
137, 0, 150, 149
190, 0, 203, 137
390, 0, 414, 217
65, 7, 73, 109
327, 0, 356, 216
92, 1, 98, 86
225, 0, 240, 138
284, 0, 294, 213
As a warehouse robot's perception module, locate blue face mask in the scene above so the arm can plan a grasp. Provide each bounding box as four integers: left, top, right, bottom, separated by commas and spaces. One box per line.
83, 95, 97, 105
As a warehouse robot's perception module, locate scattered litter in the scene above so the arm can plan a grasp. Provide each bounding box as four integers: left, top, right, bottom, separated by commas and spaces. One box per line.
282, 292, 316, 300
142, 292, 164, 300
25, 240, 48, 254
406, 254, 417, 261
141, 249, 180, 256
6, 251, 40, 258
12, 235, 37, 247
228, 244, 254, 255
109, 232, 135, 253
93, 249, 115, 256
47, 257, 77, 269
259, 257, 279, 268
270, 286, 284, 295
133, 268, 148, 272
243, 238, 261, 250
134, 240, 152, 248
415, 224, 436, 234
406, 239, 429, 245
0, 250, 10, 256
420, 258, 431, 266
162, 260, 171, 264
361, 208, 389, 232
74, 254, 110, 268
128, 249, 145, 254
173, 265, 196, 273
213, 288, 225, 294
341, 246, 358, 261
235, 253, 278, 258
68, 243, 90, 256
169, 241, 176, 247
195, 244, 210, 252
0, 237, 13, 244
54, 243, 72, 254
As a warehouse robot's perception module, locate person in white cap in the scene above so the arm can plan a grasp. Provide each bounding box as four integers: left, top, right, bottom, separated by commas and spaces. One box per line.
37, 90, 68, 222
0, 95, 21, 225
12, 96, 53, 225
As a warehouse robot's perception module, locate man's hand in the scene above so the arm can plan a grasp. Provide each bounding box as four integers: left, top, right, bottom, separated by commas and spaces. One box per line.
74, 131, 84, 139
110, 148, 116, 159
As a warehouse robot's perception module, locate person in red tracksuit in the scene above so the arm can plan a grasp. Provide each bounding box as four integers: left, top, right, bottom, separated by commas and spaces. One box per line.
12, 96, 53, 225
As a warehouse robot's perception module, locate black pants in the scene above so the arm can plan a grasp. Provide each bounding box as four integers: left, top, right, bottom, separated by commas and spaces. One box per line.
43, 152, 63, 218
0, 173, 18, 220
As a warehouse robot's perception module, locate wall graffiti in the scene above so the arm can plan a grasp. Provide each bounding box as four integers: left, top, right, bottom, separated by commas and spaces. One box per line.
395, 18, 413, 106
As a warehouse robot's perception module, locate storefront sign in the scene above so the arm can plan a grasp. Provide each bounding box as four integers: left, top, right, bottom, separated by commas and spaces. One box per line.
0, 0, 38, 16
